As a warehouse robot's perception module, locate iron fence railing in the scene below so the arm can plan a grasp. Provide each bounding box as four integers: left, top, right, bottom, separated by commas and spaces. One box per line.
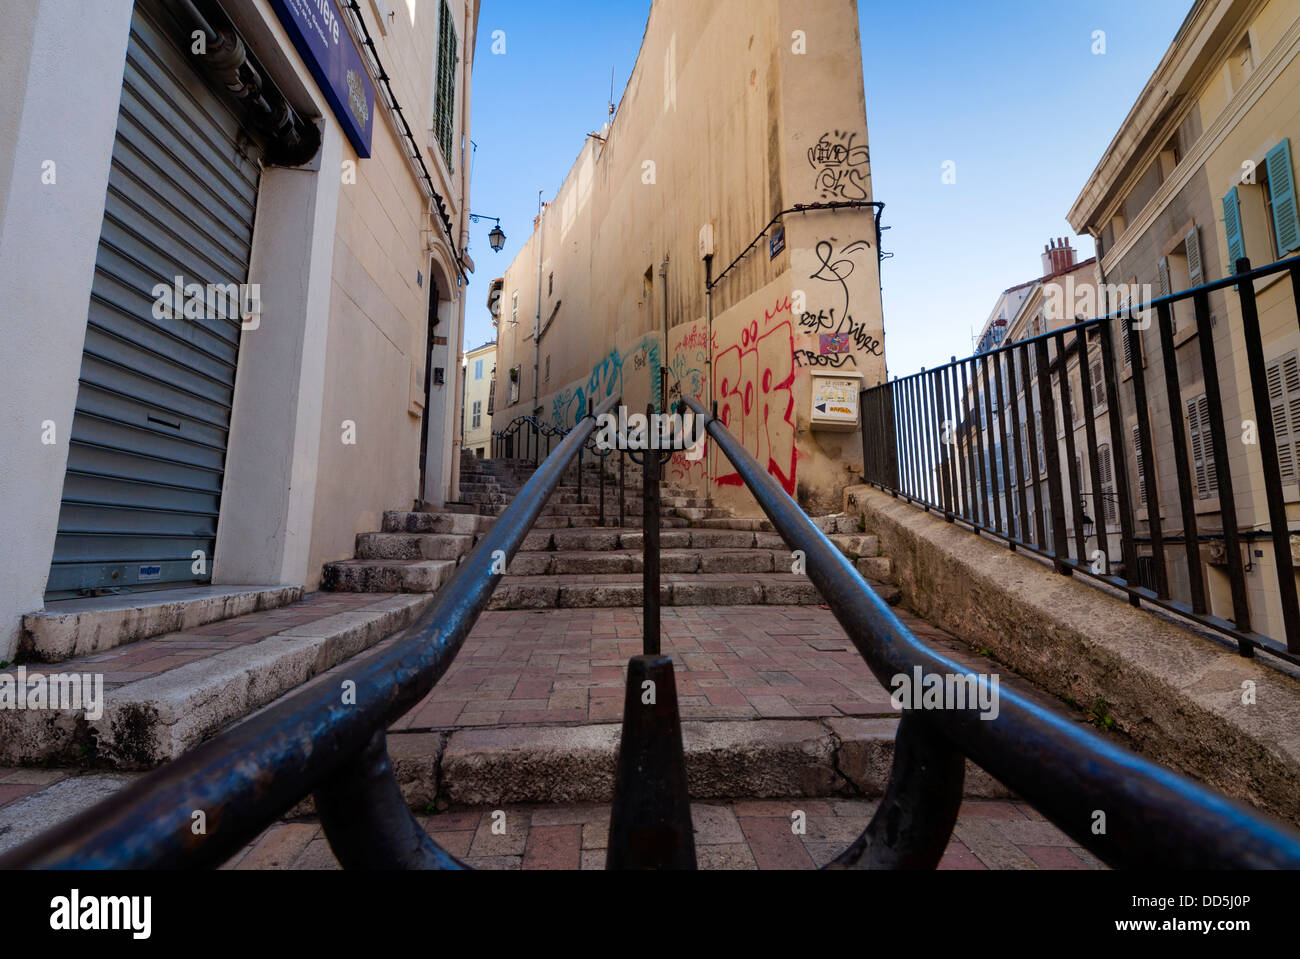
861, 255, 1300, 666
683, 395, 1300, 868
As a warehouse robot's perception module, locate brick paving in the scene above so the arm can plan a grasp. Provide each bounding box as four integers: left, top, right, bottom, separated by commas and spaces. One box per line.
390, 604, 983, 730
222, 799, 1103, 870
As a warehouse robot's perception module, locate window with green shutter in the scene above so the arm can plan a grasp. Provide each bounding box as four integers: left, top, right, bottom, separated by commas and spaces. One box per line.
433, 0, 458, 171
1265, 138, 1299, 256
1222, 186, 1244, 272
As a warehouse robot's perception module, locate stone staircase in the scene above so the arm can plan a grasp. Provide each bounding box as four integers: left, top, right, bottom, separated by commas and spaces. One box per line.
0, 453, 899, 772
322, 453, 901, 609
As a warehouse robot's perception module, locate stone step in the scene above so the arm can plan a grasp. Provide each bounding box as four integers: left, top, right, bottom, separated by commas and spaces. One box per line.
363, 718, 1011, 810
484, 573, 901, 610
354, 532, 477, 561
671, 507, 733, 520
382, 511, 496, 535
322, 558, 457, 593
19, 585, 304, 664
527, 515, 690, 530
518, 528, 795, 552
507, 548, 796, 576
0, 594, 435, 768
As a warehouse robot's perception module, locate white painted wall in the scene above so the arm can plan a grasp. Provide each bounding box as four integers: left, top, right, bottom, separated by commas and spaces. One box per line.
213, 121, 344, 587
0, 0, 135, 660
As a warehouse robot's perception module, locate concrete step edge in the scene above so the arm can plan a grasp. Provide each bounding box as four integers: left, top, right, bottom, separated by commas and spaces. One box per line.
300, 717, 1013, 811
20, 585, 306, 664
0, 595, 436, 769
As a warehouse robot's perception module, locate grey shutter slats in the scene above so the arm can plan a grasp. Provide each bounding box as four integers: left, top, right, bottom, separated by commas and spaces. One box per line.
48, 0, 263, 597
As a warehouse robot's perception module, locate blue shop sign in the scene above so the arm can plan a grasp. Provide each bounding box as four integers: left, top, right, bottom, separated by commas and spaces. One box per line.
270, 0, 376, 157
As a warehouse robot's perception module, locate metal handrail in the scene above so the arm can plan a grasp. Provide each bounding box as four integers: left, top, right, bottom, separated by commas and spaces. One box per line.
683, 395, 1300, 868
0, 394, 622, 869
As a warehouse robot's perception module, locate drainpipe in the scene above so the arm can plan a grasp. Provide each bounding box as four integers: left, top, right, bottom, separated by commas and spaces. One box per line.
704, 253, 714, 507
659, 254, 670, 411
533, 192, 545, 416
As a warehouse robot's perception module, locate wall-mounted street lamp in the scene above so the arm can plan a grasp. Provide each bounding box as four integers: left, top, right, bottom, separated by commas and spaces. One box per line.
470, 213, 506, 252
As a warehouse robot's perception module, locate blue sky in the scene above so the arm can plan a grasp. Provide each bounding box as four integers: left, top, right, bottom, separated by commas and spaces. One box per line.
460, 0, 1194, 377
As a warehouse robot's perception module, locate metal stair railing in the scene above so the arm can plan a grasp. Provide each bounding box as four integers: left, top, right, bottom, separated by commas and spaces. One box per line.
680, 395, 1300, 869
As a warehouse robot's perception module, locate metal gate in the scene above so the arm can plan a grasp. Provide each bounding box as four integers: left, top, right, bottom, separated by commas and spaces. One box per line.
47, 0, 264, 597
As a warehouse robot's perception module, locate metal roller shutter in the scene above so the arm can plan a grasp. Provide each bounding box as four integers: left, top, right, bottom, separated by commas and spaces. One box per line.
47, 0, 264, 597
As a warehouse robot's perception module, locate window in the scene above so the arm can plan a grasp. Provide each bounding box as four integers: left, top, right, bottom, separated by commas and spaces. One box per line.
1224, 139, 1300, 271
508, 366, 520, 405
510, 292, 519, 326
1266, 352, 1300, 483
1186, 394, 1218, 499
474, 359, 483, 380
1089, 354, 1107, 411
1132, 423, 1147, 509
1119, 291, 1145, 370
1158, 226, 1205, 334
471, 400, 481, 429
1124, 160, 1164, 224
433, 0, 459, 170
1098, 443, 1118, 526
1227, 34, 1255, 96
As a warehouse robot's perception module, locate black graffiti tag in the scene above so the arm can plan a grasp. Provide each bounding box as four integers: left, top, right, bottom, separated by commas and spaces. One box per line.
799, 307, 883, 357
809, 130, 870, 201
794, 350, 859, 369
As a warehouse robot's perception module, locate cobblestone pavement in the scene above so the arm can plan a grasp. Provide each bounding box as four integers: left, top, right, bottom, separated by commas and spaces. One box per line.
222, 799, 1104, 870
390, 604, 984, 730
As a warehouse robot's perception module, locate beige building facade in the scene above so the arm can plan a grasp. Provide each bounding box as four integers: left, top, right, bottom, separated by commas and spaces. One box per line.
461, 340, 496, 458
490, 0, 886, 515
0, 0, 480, 659
965, 243, 1100, 544
1067, 0, 1300, 641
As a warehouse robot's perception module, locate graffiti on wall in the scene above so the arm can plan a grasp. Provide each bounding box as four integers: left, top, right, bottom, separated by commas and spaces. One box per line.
808, 130, 870, 202
714, 297, 798, 496
666, 322, 711, 485
797, 239, 882, 361
549, 334, 662, 430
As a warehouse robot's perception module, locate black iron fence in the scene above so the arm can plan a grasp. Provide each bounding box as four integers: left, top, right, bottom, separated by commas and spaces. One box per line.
682, 395, 1300, 868
861, 254, 1300, 665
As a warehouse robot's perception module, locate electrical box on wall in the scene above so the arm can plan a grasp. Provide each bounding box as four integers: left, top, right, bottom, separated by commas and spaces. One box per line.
810, 371, 863, 432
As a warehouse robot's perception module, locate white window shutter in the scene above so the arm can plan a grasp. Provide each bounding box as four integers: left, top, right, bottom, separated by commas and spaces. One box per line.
1185, 226, 1204, 287
1157, 257, 1172, 297
1132, 423, 1146, 508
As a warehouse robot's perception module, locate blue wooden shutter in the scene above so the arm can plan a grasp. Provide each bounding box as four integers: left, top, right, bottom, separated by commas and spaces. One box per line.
1266, 139, 1300, 255
1223, 187, 1245, 271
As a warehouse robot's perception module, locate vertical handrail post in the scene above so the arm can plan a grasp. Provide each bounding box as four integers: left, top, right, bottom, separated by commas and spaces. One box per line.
643, 404, 661, 657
